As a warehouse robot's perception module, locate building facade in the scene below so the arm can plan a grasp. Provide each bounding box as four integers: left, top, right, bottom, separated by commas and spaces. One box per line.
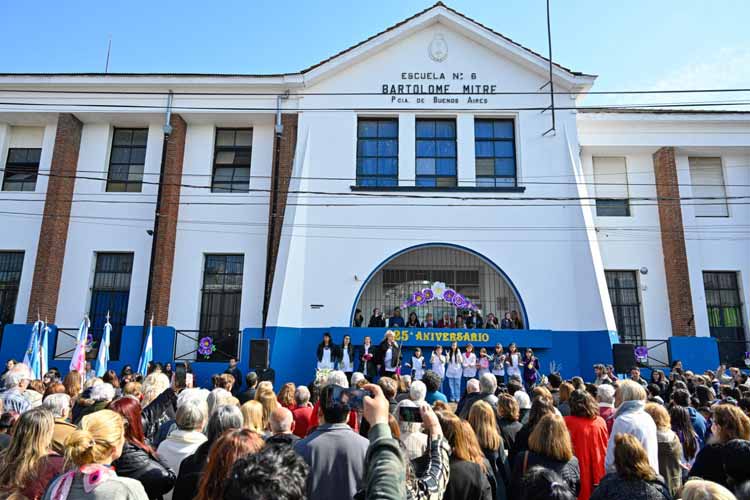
0, 4, 748, 385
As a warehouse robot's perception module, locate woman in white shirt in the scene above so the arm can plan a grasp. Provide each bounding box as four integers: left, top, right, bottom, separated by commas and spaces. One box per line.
445, 341, 462, 402
339, 335, 354, 383
505, 341, 521, 380
462, 343, 477, 393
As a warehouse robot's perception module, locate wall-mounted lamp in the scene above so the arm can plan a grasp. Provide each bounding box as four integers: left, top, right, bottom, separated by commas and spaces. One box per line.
639, 267, 648, 275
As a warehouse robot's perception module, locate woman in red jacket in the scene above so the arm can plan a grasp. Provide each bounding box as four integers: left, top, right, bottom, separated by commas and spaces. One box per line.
564, 389, 609, 500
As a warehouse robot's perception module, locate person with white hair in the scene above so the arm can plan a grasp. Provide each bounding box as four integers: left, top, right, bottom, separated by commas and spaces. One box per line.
207, 387, 234, 414
604, 379, 658, 473
151, 387, 211, 448
326, 370, 349, 389
73, 382, 116, 424
396, 399, 428, 460
43, 393, 76, 454
409, 380, 427, 403
0, 364, 31, 413
157, 400, 209, 500
514, 390, 532, 424
457, 372, 498, 419
596, 383, 616, 433
266, 406, 300, 447
350, 372, 366, 388
292, 385, 314, 438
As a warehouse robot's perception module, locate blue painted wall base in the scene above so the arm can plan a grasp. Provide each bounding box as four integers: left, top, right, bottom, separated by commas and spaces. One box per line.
0, 323, 724, 389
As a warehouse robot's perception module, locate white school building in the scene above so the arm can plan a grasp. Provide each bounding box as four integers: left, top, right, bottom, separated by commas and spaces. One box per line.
0, 3, 747, 385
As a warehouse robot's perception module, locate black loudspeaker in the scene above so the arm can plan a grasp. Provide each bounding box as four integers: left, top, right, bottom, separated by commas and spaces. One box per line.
257, 367, 275, 386
250, 339, 270, 371
612, 343, 636, 374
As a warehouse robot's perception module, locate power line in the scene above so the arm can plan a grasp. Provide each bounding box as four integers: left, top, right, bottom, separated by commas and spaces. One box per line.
0, 87, 749, 97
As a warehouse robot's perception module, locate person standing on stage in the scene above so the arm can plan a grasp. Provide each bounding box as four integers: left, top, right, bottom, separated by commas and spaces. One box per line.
339, 335, 355, 383
406, 312, 421, 328
477, 347, 491, 378
491, 343, 506, 386
506, 342, 522, 380
523, 348, 540, 391
462, 343, 478, 391
376, 330, 401, 378
359, 336, 377, 380
430, 345, 446, 380
316, 332, 339, 371
423, 313, 436, 328
511, 310, 524, 329
445, 341, 462, 402
388, 308, 405, 327
500, 312, 514, 329
409, 348, 425, 381
368, 308, 386, 327
438, 312, 455, 328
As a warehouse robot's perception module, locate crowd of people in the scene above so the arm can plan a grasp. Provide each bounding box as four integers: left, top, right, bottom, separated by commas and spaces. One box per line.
354, 307, 525, 330
0, 349, 749, 500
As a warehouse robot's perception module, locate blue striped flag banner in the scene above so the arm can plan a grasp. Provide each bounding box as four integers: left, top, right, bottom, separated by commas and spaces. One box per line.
24, 320, 43, 379
95, 318, 112, 377
39, 321, 50, 377
137, 318, 153, 377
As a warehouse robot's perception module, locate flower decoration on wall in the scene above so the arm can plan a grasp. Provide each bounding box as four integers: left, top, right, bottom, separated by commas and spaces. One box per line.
399, 281, 478, 311
634, 346, 648, 364
198, 337, 217, 359
85, 333, 97, 353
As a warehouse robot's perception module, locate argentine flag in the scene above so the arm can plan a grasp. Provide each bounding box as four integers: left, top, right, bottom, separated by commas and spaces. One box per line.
137, 318, 153, 376
95, 318, 111, 377
24, 320, 43, 379
39, 322, 50, 377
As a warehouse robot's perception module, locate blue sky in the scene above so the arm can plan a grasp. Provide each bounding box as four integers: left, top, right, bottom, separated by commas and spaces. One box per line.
1, 1, 749, 106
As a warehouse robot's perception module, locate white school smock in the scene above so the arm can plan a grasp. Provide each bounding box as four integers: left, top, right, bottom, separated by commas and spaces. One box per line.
411, 356, 425, 380
491, 353, 506, 376
462, 352, 477, 378
341, 348, 353, 372
318, 347, 334, 370
384, 346, 396, 372
431, 352, 446, 379
506, 352, 521, 378
446, 351, 463, 378
477, 356, 490, 377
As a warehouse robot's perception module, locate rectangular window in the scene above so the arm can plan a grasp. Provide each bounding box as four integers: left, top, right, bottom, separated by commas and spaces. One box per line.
199, 254, 243, 361
89, 253, 133, 360
106, 128, 148, 192
416, 119, 457, 187
593, 157, 630, 216
0, 252, 24, 330
703, 272, 743, 328
474, 119, 516, 187
2, 148, 41, 191
605, 270, 643, 344
356, 118, 398, 187
212, 129, 253, 193
689, 157, 729, 217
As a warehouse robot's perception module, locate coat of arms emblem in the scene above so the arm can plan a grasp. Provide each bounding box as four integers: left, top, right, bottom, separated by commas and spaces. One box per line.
428, 34, 448, 62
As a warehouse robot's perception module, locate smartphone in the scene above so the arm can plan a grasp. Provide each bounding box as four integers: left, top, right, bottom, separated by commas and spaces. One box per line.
329, 386, 372, 411
399, 406, 423, 423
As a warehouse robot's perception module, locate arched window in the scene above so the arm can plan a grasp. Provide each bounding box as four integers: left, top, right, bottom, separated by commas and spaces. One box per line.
354, 245, 525, 327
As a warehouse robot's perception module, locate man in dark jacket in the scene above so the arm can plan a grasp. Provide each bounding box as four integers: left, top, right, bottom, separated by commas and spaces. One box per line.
113, 441, 176, 499
226, 358, 243, 396
239, 372, 258, 405
266, 407, 300, 447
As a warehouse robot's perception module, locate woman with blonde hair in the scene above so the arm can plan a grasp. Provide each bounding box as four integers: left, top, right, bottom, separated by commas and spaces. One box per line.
512, 414, 580, 498
0, 407, 64, 499
43, 409, 148, 499
240, 400, 264, 434
469, 401, 509, 500
590, 433, 670, 500
277, 382, 296, 410
437, 411, 493, 500
644, 402, 684, 497
681, 479, 737, 500
689, 404, 750, 488
258, 391, 279, 432
63, 371, 82, 400
141, 373, 170, 408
